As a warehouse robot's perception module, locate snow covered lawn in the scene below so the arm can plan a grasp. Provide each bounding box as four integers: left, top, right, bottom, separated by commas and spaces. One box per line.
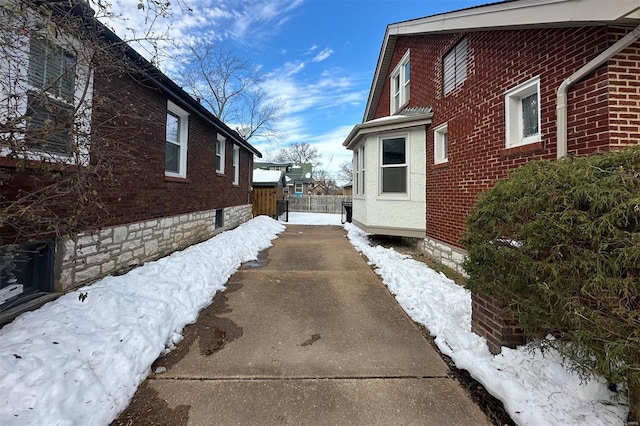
0, 213, 628, 425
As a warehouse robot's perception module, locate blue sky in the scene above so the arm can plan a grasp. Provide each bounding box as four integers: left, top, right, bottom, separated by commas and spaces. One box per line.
105, 0, 488, 183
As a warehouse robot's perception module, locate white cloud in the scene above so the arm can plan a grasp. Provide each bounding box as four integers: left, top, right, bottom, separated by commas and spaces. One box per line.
98, 0, 304, 68
311, 48, 333, 62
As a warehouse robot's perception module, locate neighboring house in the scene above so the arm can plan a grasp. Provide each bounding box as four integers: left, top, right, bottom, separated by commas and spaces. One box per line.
342, 0, 640, 352
285, 163, 314, 196
254, 162, 314, 196
0, 0, 261, 313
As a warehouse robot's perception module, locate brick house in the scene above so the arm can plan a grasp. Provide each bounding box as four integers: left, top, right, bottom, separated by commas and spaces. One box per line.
343, 0, 640, 352
0, 0, 261, 314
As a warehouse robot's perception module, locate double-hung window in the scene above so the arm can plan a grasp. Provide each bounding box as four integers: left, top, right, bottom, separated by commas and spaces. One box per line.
443, 38, 467, 95
232, 145, 240, 185
26, 35, 76, 155
434, 123, 448, 164
380, 136, 407, 195
295, 182, 303, 194
390, 50, 410, 114
505, 76, 541, 147
354, 145, 365, 195
165, 101, 189, 177
216, 135, 225, 174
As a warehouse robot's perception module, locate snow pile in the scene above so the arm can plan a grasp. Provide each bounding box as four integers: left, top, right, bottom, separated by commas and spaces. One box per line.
0, 216, 285, 425
344, 222, 627, 425
285, 212, 341, 225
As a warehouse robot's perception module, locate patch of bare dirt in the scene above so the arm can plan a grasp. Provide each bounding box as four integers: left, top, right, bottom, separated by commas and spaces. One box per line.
110, 382, 190, 426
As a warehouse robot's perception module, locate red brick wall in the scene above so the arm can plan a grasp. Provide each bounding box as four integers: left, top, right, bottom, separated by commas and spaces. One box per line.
94, 72, 254, 227
375, 26, 640, 250
1, 69, 254, 243
608, 29, 640, 149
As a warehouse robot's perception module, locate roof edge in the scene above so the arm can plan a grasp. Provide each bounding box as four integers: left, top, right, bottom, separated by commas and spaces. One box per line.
363, 0, 640, 122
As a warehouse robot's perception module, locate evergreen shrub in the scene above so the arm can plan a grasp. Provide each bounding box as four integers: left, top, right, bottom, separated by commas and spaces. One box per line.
461, 146, 640, 419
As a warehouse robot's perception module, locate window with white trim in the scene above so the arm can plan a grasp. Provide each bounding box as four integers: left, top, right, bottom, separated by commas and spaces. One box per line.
232, 145, 240, 185
353, 145, 365, 195
359, 145, 365, 195
433, 123, 448, 164
505, 76, 541, 148
353, 149, 359, 195
390, 50, 410, 114
380, 136, 407, 194
165, 101, 189, 177
216, 134, 226, 173
295, 182, 303, 194
443, 38, 467, 95
20, 32, 92, 160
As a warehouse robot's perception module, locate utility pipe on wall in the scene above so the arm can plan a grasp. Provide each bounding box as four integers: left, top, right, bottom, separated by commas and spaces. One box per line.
556, 24, 640, 159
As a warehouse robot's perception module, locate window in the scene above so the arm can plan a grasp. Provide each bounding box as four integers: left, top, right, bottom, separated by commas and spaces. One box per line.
390, 50, 410, 114
232, 145, 240, 185
295, 182, 303, 194
28, 35, 75, 101
434, 123, 448, 164
165, 101, 189, 177
216, 135, 226, 173
505, 77, 541, 147
380, 136, 407, 194
1, 240, 55, 306
353, 150, 359, 194
26, 35, 76, 155
443, 38, 467, 95
354, 145, 365, 195
215, 209, 223, 229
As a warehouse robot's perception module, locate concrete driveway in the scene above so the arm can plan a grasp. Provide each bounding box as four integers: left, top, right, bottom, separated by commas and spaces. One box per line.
113, 225, 490, 426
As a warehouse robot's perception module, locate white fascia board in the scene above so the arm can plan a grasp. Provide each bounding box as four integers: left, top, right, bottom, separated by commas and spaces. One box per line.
390, 0, 640, 36
364, 0, 640, 121
343, 114, 432, 150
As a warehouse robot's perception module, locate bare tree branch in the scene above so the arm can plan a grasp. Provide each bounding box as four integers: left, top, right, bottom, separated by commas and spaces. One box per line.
177, 41, 283, 141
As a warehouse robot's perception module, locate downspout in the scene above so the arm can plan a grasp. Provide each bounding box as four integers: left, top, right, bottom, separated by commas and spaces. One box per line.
556, 24, 640, 159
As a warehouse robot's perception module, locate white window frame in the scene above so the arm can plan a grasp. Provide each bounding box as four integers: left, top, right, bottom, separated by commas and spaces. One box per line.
353, 149, 359, 195
443, 38, 467, 95
359, 145, 365, 195
0, 21, 93, 165
505, 76, 541, 148
353, 144, 365, 197
295, 182, 303, 194
390, 49, 410, 114
216, 134, 226, 174
379, 134, 409, 199
165, 101, 189, 178
232, 145, 240, 185
433, 123, 448, 164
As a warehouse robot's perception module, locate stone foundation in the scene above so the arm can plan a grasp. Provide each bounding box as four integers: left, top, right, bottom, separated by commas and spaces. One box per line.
420, 236, 467, 275
57, 204, 252, 291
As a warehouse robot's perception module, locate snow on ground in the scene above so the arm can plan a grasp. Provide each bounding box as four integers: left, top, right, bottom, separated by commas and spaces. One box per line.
0, 216, 285, 426
285, 212, 342, 225
0, 213, 628, 425
343, 221, 628, 426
